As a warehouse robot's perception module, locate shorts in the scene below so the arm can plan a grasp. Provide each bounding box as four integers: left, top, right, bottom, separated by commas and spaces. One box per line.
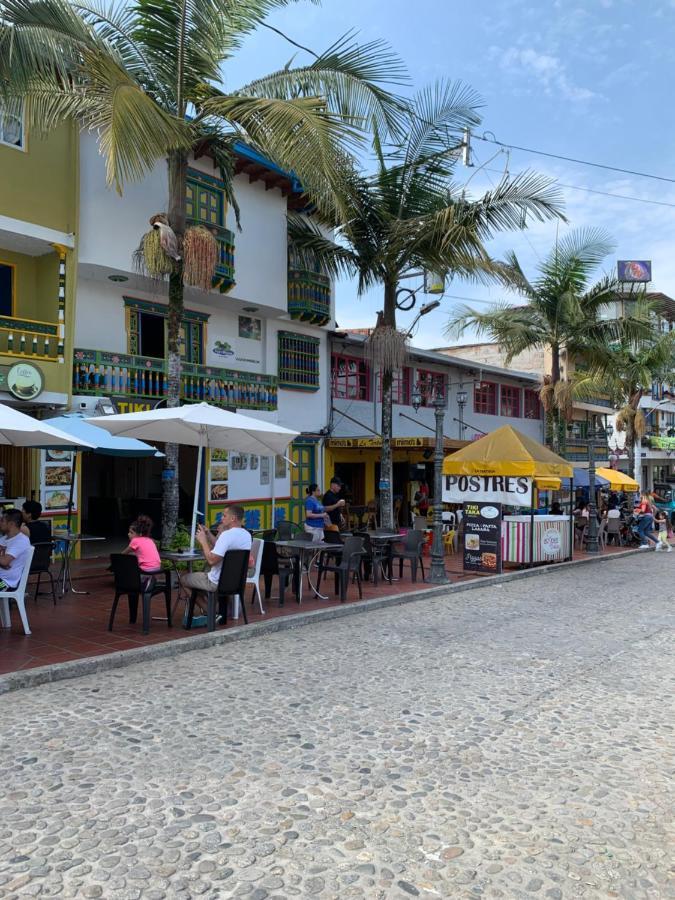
304, 524, 324, 543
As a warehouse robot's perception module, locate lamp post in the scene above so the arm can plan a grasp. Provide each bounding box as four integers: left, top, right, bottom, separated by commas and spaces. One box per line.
457, 389, 468, 440
570, 421, 613, 554
411, 381, 449, 584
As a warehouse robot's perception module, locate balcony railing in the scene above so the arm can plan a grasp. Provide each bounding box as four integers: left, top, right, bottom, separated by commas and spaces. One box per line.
73, 349, 277, 410
288, 267, 330, 326
0, 315, 61, 360
186, 220, 235, 292
560, 440, 609, 462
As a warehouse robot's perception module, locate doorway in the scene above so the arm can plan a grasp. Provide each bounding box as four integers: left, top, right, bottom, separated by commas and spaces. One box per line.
334, 462, 366, 506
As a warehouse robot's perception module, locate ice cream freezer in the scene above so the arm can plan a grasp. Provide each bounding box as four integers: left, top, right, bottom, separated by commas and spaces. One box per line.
501, 515, 571, 564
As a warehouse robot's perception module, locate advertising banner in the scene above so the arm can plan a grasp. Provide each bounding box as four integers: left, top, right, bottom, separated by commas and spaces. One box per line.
462, 501, 503, 575
444, 474, 532, 506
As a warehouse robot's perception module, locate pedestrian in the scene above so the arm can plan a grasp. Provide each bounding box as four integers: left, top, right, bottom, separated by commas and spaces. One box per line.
653, 509, 672, 552
322, 476, 346, 531
636, 492, 658, 549
304, 483, 330, 542
122, 515, 161, 572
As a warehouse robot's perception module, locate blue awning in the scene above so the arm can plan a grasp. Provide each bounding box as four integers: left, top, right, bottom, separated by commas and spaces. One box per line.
561, 467, 611, 489
44, 414, 161, 457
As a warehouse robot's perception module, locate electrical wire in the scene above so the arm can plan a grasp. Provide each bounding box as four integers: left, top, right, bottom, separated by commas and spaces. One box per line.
473, 133, 675, 185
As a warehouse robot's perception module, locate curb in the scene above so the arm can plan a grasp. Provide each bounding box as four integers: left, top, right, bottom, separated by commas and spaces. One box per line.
0, 547, 640, 694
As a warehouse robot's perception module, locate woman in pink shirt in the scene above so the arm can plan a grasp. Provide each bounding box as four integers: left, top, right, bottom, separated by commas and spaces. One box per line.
123, 515, 161, 572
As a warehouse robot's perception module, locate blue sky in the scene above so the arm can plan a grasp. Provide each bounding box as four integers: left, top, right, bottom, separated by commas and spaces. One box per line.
224, 0, 675, 348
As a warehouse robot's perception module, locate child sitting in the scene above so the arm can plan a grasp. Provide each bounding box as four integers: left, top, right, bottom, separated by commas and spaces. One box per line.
654, 509, 673, 552
123, 515, 162, 571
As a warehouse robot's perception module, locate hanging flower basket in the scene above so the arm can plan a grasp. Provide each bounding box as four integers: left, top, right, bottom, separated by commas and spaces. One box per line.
183, 226, 218, 292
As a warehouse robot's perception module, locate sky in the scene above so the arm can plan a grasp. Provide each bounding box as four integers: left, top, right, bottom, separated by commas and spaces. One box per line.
223, 0, 675, 349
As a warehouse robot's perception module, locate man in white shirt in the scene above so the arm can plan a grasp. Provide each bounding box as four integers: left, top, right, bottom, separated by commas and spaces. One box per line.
0, 508, 32, 590
183, 504, 252, 599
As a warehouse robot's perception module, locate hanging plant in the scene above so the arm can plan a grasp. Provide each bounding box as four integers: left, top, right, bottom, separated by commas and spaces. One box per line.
133, 227, 174, 278
366, 313, 409, 373
183, 226, 218, 292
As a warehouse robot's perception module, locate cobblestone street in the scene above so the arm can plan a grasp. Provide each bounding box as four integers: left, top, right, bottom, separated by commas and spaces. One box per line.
1, 555, 673, 900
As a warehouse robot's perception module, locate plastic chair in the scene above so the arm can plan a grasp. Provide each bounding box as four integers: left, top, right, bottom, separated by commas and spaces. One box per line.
247, 538, 265, 615
390, 530, 426, 582
185, 549, 250, 632
443, 529, 457, 554
109, 554, 172, 635
0, 545, 35, 635
606, 517, 622, 546
261, 540, 297, 606
29, 541, 57, 605
354, 530, 391, 585
317, 536, 364, 602
276, 521, 302, 541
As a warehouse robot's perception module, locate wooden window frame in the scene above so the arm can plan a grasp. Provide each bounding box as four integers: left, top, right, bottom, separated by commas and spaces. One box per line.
416, 369, 446, 407
376, 367, 410, 404
474, 380, 497, 415
331, 353, 370, 401
500, 384, 521, 418
523, 388, 541, 420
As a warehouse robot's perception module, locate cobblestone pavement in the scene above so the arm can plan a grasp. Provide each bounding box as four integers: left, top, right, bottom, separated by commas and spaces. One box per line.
1, 555, 673, 900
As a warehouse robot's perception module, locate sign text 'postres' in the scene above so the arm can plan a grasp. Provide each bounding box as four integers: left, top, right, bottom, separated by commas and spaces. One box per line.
443, 474, 532, 506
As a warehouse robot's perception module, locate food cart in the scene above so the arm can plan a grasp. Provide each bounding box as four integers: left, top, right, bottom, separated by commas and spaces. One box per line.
442, 425, 574, 569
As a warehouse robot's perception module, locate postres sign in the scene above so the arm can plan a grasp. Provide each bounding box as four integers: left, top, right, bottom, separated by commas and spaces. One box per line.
444, 474, 532, 507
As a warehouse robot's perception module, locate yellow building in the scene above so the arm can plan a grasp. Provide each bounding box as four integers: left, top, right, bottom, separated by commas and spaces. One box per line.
0, 107, 78, 506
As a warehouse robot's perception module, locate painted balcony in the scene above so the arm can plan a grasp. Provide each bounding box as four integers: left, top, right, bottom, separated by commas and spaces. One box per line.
287, 267, 330, 326
73, 349, 278, 410
0, 315, 62, 361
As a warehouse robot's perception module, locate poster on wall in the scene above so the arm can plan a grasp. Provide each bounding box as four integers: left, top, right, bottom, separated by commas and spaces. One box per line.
208, 449, 229, 503
444, 474, 532, 507
235, 315, 263, 366
250, 454, 259, 470
230, 453, 248, 470
275, 455, 287, 479
260, 456, 270, 485
41, 450, 76, 512
462, 501, 502, 575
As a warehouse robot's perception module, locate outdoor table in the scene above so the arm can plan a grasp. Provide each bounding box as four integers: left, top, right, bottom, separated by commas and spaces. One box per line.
367, 532, 402, 583
274, 539, 344, 602
53, 533, 105, 595
159, 550, 204, 620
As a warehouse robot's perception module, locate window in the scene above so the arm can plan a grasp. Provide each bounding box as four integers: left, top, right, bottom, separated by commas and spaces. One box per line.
0, 101, 23, 149
126, 298, 206, 362
377, 367, 409, 404
474, 381, 497, 415
331, 354, 369, 400
500, 385, 521, 418
138, 311, 165, 359
524, 388, 541, 420
0, 263, 14, 316
279, 332, 320, 390
416, 369, 446, 406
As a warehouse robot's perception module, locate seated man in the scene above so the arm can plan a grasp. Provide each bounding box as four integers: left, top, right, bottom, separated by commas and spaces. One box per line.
0, 508, 32, 591
183, 504, 252, 603
21, 500, 51, 544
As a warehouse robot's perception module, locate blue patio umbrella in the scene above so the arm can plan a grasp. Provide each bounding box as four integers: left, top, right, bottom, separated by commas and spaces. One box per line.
560, 467, 610, 489
44, 413, 162, 529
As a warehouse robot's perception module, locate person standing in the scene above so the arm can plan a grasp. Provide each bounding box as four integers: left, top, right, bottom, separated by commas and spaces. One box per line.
636, 492, 658, 549
322, 477, 346, 531
304, 483, 343, 542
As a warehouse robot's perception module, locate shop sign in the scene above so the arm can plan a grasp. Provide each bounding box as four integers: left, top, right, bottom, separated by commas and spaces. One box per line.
6, 362, 44, 401
541, 527, 562, 557
649, 435, 675, 450
444, 474, 532, 506
328, 437, 426, 449
462, 502, 502, 575
111, 396, 164, 414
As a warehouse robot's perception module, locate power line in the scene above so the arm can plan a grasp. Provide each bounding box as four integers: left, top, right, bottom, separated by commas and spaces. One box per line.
473, 133, 675, 185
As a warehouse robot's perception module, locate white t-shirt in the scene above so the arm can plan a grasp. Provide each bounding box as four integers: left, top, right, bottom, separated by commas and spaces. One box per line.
608, 509, 621, 519
207, 526, 252, 586
0, 532, 31, 589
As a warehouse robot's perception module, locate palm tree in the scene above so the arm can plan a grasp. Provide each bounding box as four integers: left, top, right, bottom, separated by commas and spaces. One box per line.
289, 81, 563, 529
0, 0, 406, 544
578, 328, 675, 487
449, 228, 652, 451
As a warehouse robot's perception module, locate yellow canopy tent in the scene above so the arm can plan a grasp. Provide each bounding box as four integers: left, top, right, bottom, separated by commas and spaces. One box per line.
442, 425, 573, 479
595, 467, 639, 491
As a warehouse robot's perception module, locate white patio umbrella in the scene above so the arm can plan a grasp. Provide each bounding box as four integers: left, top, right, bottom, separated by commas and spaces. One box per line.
88, 402, 299, 546
0, 402, 96, 448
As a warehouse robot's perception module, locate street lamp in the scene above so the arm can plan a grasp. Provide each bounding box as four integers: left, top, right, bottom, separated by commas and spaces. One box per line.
411, 381, 449, 584
457, 389, 468, 440
569, 421, 613, 554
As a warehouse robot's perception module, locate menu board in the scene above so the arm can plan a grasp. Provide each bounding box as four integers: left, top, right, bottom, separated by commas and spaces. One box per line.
463, 501, 502, 575
41, 449, 76, 512
208, 449, 229, 502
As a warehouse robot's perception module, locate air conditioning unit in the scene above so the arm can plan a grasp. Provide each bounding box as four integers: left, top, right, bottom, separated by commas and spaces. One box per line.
71, 396, 116, 416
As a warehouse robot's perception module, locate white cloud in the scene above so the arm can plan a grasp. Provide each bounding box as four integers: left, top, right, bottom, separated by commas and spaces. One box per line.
493, 46, 601, 103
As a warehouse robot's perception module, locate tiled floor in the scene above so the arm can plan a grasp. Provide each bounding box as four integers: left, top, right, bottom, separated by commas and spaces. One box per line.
0, 544, 631, 675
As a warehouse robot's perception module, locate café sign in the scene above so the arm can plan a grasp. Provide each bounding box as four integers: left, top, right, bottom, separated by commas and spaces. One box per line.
328, 437, 426, 449
444, 474, 533, 506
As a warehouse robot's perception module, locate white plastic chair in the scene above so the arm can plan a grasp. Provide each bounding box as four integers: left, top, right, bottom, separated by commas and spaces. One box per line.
0, 545, 36, 636
246, 538, 265, 615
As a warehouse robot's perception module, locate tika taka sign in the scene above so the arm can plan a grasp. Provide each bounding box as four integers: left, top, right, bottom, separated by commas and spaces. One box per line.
444, 474, 532, 506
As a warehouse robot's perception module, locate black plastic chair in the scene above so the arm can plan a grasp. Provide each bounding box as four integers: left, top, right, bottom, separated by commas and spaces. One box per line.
355, 531, 392, 586
185, 549, 250, 632
261, 541, 298, 606
390, 530, 426, 582
30, 541, 57, 605
276, 521, 302, 541
317, 536, 364, 602
109, 554, 171, 635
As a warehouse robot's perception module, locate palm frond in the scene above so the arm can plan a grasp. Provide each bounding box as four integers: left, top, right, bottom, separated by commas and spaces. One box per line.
287, 213, 360, 281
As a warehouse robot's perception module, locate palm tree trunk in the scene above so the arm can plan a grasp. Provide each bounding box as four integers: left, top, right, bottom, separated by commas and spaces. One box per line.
550, 344, 561, 452
379, 280, 397, 532
161, 151, 187, 548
